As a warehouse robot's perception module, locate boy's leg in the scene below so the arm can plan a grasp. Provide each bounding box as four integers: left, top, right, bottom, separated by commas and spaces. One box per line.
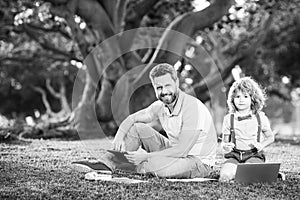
137, 156, 211, 178
219, 158, 239, 181
245, 157, 264, 163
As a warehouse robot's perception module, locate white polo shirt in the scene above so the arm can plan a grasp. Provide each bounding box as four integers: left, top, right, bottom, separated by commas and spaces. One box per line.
145, 90, 217, 165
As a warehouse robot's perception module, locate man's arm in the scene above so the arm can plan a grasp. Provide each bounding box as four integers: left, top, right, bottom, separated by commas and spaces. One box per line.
113, 108, 156, 151
148, 130, 201, 158
147, 98, 205, 158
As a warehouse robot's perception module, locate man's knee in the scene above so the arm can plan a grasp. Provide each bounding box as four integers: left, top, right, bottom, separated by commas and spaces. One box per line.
128, 123, 152, 138
133, 123, 149, 131
141, 157, 171, 175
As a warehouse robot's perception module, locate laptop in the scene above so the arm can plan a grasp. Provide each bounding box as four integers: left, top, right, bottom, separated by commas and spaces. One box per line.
235, 163, 281, 184
107, 150, 136, 172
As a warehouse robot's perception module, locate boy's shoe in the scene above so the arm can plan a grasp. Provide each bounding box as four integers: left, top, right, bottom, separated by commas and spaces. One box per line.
278, 172, 286, 181
71, 160, 112, 173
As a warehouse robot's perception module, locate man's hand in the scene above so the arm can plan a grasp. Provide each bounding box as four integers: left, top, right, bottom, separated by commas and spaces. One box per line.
112, 136, 126, 152
125, 151, 149, 165
221, 142, 235, 152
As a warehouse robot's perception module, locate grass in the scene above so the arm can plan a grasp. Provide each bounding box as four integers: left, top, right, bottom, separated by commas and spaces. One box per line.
0, 137, 300, 200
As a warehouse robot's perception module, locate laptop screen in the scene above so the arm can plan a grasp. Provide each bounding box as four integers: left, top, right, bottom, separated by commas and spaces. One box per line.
235, 163, 280, 184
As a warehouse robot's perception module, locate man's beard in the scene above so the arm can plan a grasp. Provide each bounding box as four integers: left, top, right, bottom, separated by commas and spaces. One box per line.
158, 91, 178, 104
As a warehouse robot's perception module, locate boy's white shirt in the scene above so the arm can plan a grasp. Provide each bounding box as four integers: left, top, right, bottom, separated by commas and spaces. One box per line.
221, 111, 274, 150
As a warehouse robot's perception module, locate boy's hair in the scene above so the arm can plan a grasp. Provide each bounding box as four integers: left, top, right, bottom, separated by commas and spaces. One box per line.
227, 77, 266, 114
149, 63, 178, 82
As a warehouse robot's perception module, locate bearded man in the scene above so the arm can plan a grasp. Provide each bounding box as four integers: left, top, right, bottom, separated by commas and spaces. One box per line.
73, 63, 217, 178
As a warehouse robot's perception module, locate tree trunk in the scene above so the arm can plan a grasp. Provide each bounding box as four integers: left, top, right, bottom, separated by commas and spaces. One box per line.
45, 0, 235, 137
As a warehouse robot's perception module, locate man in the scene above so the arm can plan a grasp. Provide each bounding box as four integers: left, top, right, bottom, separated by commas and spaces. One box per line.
73, 63, 217, 178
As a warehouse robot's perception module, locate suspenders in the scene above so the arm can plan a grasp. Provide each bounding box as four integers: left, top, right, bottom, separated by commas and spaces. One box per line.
229, 113, 261, 145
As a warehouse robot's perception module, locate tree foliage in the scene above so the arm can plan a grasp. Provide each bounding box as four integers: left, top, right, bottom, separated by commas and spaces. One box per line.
1, 0, 300, 137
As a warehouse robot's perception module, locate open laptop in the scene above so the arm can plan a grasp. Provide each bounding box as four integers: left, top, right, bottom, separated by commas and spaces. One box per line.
235, 162, 281, 184
107, 150, 136, 172
107, 150, 130, 163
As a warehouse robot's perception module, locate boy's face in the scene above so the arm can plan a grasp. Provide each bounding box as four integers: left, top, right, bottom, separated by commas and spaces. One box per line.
152, 73, 179, 105
233, 91, 251, 112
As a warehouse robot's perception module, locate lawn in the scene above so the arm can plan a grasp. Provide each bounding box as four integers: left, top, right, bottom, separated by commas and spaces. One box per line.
0, 137, 299, 200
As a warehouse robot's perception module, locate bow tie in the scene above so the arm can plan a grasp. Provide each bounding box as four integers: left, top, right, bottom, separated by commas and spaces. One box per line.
237, 114, 252, 121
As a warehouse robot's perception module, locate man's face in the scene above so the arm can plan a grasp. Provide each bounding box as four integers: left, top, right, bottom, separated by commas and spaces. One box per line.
152, 73, 179, 104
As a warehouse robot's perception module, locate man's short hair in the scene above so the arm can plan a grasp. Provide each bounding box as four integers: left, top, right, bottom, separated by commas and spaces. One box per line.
149, 63, 178, 82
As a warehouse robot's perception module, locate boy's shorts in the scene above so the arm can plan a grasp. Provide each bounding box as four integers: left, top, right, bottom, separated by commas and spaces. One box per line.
224, 148, 265, 163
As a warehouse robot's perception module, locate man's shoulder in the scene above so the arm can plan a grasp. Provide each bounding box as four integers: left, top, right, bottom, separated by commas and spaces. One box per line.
181, 92, 212, 116
182, 92, 205, 107
148, 100, 164, 110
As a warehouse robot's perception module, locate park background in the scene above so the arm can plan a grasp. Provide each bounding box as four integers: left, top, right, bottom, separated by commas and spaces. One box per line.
0, 0, 300, 199
0, 0, 300, 140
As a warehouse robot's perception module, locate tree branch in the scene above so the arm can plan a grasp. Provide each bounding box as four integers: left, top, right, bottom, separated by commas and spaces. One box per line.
58, 81, 71, 113
97, 0, 119, 27
32, 86, 53, 115
124, 0, 159, 29
22, 24, 78, 60
120, 0, 159, 52
191, 13, 274, 94
27, 23, 72, 40
0, 56, 34, 63
46, 78, 61, 99
133, 0, 234, 85
114, 0, 128, 32
44, 0, 69, 5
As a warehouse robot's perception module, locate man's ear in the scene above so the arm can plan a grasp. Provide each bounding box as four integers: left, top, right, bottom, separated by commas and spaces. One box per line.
175, 78, 179, 87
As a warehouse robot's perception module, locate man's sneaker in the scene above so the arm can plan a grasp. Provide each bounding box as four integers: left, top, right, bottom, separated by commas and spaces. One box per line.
71, 160, 112, 173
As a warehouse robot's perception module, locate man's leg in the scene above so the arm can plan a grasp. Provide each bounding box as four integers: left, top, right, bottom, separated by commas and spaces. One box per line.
137, 156, 211, 178
72, 123, 170, 172
103, 123, 171, 171
124, 123, 171, 152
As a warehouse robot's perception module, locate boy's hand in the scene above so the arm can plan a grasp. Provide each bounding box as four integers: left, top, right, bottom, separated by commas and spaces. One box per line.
221, 142, 235, 152
249, 142, 264, 152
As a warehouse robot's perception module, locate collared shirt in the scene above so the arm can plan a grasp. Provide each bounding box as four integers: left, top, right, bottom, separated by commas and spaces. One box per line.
145, 90, 217, 165
222, 112, 273, 150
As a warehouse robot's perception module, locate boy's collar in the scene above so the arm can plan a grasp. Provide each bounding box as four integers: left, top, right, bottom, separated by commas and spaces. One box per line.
237, 114, 252, 121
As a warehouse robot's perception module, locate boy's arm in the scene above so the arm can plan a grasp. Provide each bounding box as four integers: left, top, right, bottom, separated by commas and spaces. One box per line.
258, 129, 274, 150
252, 113, 275, 151
220, 115, 235, 151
